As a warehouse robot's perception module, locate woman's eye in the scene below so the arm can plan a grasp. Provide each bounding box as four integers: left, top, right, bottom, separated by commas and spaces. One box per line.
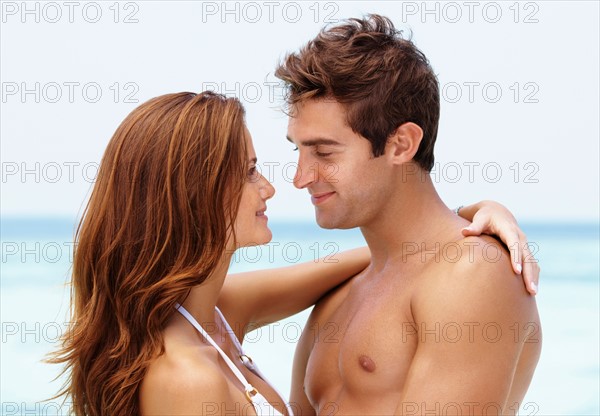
292, 146, 299, 151
248, 166, 258, 177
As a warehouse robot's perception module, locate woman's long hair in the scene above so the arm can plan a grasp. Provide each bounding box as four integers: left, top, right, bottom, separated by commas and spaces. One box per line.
48, 92, 248, 415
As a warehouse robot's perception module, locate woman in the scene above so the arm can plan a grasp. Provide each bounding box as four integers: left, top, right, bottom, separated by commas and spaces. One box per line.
50, 92, 538, 415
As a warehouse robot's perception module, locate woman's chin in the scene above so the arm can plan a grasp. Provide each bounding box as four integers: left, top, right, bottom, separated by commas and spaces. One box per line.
240, 229, 272, 247
259, 229, 273, 245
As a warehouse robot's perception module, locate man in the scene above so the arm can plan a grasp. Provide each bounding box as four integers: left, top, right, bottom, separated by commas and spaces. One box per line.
275, 15, 541, 415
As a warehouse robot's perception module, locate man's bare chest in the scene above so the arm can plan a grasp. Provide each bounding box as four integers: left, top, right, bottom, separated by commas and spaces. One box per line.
304, 277, 420, 406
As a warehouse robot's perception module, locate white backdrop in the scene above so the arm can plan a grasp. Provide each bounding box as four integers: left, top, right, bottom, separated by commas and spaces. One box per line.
1, 1, 599, 223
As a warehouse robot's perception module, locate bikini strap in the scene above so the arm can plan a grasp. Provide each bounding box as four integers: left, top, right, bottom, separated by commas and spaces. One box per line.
175, 303, 258, 399
215, 307, 296, 416
215, 306, 244, 351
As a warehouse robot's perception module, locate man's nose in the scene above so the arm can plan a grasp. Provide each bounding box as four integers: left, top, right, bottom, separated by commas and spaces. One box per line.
292, 157, 316, 189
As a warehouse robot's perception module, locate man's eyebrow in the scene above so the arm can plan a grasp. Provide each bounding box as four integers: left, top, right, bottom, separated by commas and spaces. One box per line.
286, 136, 342, 147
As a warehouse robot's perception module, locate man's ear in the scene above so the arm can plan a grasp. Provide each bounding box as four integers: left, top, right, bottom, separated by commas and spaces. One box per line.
386, 122, 423, 165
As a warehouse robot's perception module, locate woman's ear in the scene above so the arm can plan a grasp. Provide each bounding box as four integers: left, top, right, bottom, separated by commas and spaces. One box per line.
386, 122, 423, 165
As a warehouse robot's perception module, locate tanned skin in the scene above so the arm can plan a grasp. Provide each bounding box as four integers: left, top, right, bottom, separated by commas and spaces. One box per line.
287, 100, 541, 416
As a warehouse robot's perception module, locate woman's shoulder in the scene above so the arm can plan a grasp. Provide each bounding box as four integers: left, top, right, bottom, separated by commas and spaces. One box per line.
139, 341, 232, 415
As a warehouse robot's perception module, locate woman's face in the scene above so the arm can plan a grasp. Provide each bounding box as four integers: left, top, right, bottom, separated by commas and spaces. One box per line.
232, 127, 276, 248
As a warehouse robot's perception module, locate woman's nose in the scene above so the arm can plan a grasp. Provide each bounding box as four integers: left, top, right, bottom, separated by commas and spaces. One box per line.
260, 175, 276, 200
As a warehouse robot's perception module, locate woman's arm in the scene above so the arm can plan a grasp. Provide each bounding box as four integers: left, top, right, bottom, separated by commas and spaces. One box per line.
457, 200, 540, 295
217, 247, 369, 337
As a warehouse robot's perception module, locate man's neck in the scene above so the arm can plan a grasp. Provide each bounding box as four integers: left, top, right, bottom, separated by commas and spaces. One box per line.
360, 171, 461, 271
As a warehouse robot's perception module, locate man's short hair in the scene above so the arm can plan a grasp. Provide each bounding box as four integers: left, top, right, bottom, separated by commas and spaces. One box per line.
275, 14, 440, 172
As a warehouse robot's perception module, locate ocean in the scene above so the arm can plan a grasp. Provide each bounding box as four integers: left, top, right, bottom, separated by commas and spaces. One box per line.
1, 218, 598, 415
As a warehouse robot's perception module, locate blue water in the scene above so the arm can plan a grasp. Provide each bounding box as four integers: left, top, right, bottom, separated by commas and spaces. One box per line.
1, 218, 598, 415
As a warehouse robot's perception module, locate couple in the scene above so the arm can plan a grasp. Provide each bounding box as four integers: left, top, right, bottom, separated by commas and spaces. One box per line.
52, 15, 541, 416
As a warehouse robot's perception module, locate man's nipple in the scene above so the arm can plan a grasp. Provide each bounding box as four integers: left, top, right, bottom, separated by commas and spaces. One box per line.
358, 354, 376, 372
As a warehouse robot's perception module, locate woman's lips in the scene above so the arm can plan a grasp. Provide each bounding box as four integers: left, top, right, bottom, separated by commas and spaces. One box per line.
256, 210, 268, 221
311, 192, 335, 205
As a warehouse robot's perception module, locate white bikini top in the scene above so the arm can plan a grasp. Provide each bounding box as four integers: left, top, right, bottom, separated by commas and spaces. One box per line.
175, 303, 294, 416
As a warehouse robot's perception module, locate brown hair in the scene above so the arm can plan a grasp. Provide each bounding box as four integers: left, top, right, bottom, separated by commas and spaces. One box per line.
275, 14, 440, 171
48, 91, 248, 415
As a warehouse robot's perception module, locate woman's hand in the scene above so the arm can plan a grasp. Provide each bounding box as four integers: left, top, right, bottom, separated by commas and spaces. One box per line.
458, 200, 540, 295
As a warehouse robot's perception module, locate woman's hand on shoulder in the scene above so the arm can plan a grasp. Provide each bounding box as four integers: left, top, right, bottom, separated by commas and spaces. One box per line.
458, 200, 540, 295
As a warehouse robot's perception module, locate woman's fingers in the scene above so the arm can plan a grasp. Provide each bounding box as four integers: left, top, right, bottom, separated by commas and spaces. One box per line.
461, 211, 490, 236
522, 242, 540, 295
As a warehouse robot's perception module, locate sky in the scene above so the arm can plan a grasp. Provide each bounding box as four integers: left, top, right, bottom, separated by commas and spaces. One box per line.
1, 0, 599, 222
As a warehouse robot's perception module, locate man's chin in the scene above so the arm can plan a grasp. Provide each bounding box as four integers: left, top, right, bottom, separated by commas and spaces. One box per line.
316, 220, 336, 230
315, 213, 354, 230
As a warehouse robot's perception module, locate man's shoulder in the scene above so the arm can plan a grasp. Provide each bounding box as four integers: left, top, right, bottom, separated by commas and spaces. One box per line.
297, 274, 355, 348
456, 234, 519, 286
425, 234, 514, 281
414, 234, 536, 323
312, 273, 355, 320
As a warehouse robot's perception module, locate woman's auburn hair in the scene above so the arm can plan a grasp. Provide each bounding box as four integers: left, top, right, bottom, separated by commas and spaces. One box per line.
48, 91, 248, 415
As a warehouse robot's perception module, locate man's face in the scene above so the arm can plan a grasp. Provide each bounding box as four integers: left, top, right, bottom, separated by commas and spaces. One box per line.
287, 99, 393, 229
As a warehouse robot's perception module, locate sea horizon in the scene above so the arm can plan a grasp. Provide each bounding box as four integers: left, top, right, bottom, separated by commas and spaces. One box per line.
1, 215, 599, 414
